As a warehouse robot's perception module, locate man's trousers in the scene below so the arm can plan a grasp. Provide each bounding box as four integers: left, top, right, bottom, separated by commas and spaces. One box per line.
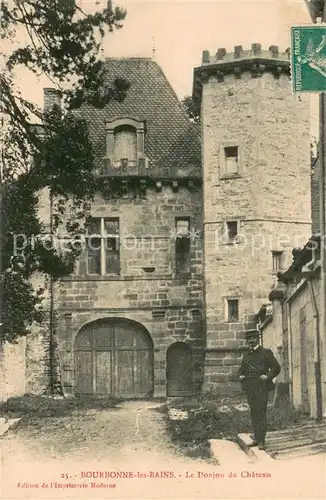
245, 380, 269, 444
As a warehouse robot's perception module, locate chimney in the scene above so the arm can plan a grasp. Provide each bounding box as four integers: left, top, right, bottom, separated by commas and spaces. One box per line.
43, 88, 61, 112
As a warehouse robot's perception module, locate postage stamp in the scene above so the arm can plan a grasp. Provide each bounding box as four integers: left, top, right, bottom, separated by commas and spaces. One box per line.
291, 25, 326, 93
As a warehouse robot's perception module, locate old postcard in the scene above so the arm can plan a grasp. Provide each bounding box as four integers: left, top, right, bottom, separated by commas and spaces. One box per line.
0, 0, 325, 499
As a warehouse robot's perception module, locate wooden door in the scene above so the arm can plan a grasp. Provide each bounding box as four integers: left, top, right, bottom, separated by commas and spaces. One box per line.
114, 321, 154, 398
75, 351, 93, 394
299, 317, 310, 414
166, 342, 193, 397
74, 319, 153, 398
96, 351, 112, 395
135, 349, 154, 397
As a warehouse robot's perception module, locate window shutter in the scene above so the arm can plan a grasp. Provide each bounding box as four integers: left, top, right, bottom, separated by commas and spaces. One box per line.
114, 129, 137, 162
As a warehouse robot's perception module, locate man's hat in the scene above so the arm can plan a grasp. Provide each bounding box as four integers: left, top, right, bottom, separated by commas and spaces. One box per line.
244, 328, 260, 339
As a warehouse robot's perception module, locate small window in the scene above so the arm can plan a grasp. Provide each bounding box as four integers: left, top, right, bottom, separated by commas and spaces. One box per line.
175, 217, 190, 275
224, 146, 239, 175
105, 117, 147, 171
176, 217, 190, 237
272, 251, 283, 271
227, 299, 239, 322
226, 220, 238, 242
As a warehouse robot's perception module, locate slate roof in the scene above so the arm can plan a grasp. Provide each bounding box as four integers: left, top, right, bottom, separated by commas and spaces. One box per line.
76, 58, 201, 172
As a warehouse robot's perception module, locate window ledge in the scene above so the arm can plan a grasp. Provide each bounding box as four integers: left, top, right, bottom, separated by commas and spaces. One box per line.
62, 274, 190, 282
220, 174, 242, 180
62, 274, 120, 281
224, 240, 241, 246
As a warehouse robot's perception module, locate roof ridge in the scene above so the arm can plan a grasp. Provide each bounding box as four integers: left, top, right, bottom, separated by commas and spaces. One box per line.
104, 56, 153, 61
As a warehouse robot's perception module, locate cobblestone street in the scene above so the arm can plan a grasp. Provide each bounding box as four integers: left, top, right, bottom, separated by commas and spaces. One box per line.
1, 401, 325, 499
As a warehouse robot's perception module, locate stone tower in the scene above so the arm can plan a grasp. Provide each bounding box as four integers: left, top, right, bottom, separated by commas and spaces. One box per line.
192, 44, 312, 390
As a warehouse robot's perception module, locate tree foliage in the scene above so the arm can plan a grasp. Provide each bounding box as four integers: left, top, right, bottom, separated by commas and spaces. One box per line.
305, 0, 326, 22
181, 95, 200, 123
0, 0, 130, 342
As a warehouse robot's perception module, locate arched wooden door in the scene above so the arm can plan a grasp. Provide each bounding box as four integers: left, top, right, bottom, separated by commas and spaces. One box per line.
75, 319, 154, 398
166, 342, 193, 397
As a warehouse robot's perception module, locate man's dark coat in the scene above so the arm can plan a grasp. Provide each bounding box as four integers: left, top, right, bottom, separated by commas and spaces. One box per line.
238, 345, 281, 444
238, 345, 281, 391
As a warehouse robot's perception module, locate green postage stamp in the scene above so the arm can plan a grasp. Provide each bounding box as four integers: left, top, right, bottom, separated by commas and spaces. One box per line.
291, 25, 326, 93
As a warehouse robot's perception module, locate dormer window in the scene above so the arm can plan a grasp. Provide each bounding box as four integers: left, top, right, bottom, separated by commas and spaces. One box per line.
114, 125, 137, 166
104, 117, 147, 170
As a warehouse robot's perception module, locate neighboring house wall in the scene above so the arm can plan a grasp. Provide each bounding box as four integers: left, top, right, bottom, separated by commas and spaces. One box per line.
0, 338, 26, 401
311, 160, 320, 235
287, 278, 320, 417
261, 256, 323, 418
261, 301, 286, 385
25, 319, 52, 394
261, 318, 280, 364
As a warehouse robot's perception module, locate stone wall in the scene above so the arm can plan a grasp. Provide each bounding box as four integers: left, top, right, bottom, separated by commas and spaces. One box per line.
201, 68, 311, 390
311, 163, 320, 235
287, 277, 321, 418
0, 338, 26, 402
260, 307, 288, 406
262, 273, 322, 418
22, 272, 55, 395
54, 184, 204, 397
25, 320, 51, 394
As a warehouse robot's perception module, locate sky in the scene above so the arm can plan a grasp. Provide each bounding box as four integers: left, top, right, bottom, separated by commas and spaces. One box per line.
8, 0, 318, 131
100, 0, 311, 97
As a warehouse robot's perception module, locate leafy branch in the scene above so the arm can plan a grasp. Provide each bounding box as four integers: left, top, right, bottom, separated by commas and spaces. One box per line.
0, 0, 130, 341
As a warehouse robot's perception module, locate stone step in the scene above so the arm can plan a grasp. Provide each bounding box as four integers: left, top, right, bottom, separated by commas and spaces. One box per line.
237, 431, 326, 462
267, 437, 326, 453
266, 429, 326, 444
267, 422, 326, 435
271, 442, 326, 460
236, 433, 274, 462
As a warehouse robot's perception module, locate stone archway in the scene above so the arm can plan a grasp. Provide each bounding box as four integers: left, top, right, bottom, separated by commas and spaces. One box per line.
75, 318, 154, 398
166, 342, 193, 397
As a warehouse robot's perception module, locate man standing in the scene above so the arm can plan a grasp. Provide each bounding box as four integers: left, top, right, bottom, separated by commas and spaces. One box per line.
238, 330, 281, 450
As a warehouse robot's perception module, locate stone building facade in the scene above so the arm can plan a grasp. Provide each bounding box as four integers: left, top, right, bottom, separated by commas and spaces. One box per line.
50, 58, 203, 399
192, 44, 312, 390
4, 46, 316, 401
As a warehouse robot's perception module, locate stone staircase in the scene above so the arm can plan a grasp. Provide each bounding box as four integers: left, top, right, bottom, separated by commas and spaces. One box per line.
237, 420, 326, 460
265, 421, 326, 460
